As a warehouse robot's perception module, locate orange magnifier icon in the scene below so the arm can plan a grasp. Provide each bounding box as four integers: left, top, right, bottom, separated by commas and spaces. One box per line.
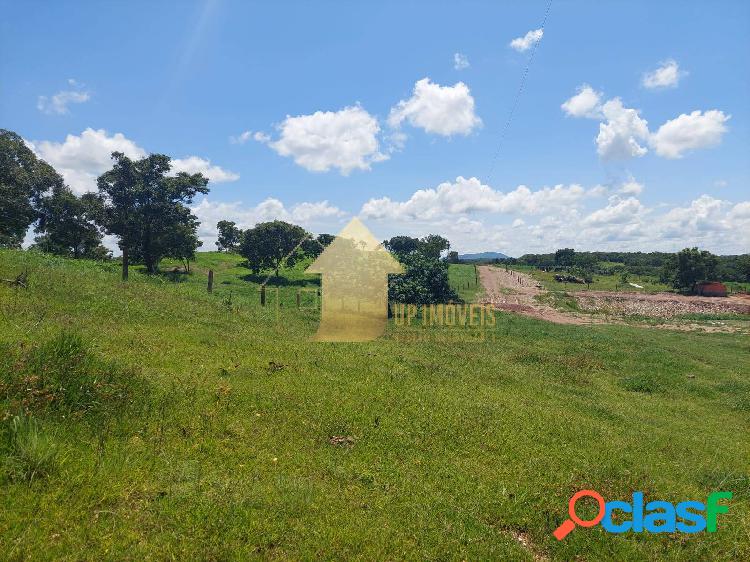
553, 490, 606, 540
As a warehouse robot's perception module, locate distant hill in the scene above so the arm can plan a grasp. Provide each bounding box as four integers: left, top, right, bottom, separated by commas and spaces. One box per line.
458, 251, 511, 261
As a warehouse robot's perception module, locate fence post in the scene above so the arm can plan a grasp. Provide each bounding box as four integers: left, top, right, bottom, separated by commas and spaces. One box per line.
296, 290, 301, 308
207, 269, 214, 293
261, 285, 266, 306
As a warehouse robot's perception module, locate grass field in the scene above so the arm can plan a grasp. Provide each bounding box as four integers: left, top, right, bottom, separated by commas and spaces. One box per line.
510, 265, 670, 294
1, 250, 748, 560
448, 263, 484, 302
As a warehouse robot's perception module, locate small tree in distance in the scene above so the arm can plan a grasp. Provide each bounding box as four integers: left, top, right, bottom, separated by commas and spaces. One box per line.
239, 220, 310, 276
216, 220, 242, 252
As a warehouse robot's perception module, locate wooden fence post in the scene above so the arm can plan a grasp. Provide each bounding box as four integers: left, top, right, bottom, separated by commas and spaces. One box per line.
207, 269, 214, 293
261, 285, 266, 306
296, 290, 301, 308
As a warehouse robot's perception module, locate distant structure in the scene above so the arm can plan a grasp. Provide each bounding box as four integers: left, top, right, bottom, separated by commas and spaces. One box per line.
695, 281, 727, 297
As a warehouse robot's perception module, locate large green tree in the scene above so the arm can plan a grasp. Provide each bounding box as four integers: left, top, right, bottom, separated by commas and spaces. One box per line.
239, 220, 310, 276
388, 252, 459, 305
662, 247, 718, 292
95, 152, 208, 278
32, 185, 109, 259
0, 129, 64, 247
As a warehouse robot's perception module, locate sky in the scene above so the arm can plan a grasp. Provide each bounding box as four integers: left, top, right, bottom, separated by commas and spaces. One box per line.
2, 0, 749, 255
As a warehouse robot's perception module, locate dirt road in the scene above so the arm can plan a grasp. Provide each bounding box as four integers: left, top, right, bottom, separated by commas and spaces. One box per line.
478, 266, 598, 325
478, 265, 750, 330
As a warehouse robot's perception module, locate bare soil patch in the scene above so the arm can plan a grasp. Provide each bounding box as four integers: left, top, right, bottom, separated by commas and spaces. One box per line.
478, 266, 749, 332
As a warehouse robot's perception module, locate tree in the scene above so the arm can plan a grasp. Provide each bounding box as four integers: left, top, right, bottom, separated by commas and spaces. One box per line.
388, 252, 459, 304
420, 234, 450, 260
94, 152, 209, 278
555, 248, 576, 268
662, 247, 718, 292
164, 216, 203, 272
216, 220, 242, 252
0, 129, 64, 247
383, 235, 420, 257
239, 220, 310, 276
302, 233, 335, 259
32, 185, 109, 259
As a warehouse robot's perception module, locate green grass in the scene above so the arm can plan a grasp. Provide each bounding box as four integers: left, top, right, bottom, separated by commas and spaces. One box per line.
515, 265, 670, 293
1, 249, 748, 560
448, 263, 483, 302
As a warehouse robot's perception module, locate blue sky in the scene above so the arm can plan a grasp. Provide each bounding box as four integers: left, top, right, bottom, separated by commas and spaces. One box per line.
2, 0, 748, 254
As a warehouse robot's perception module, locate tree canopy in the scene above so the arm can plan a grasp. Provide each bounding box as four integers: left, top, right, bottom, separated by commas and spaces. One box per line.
239, 220, 310, 276
216, 220, 242, 252
0, 129, 64, 248
662, 247, 719, 292
94, 152, 208, 276
33, 185, 109, 259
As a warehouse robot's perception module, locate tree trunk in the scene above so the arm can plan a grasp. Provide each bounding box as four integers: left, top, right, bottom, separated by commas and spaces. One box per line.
122, 246, 129, 281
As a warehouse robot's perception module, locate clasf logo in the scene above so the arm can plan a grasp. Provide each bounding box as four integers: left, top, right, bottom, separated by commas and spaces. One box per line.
553, 489, 732, 540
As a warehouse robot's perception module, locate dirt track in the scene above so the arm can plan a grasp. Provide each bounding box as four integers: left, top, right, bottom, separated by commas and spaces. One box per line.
478, 266, 599, 325
478, 266, 750, 331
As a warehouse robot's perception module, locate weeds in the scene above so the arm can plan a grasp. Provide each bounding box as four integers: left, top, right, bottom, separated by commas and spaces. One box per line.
3, 414, 58, 483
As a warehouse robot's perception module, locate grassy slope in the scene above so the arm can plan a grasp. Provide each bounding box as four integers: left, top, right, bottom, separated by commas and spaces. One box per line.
448, 263, 483, 302
1, 250, 748, 561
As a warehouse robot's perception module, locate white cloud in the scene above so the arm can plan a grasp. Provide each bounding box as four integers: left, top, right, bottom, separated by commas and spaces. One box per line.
561, 84, 603, 119
229, 131, 252, 144
509, 28, 544, 52
191, 198, 347, 247
37, 79, 91, 115
29, 128, 238, 194
360, 176, 594, 221
649, 110, 730, 159
453, 52, 470, 70
642, 59, 686, 89
253, 131, 271, 143
596, 98, 650, 160
619, 177, 644, 195
261, 105, 387, 175
170, 156, 240, 183
583, 196, 645, 225
29, 128, 146, 194
388, 78, 481, 136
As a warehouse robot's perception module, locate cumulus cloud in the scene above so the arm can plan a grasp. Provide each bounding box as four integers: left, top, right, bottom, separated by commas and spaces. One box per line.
642, 59, 686, 89
170, 156, 240, 183
583, 196, 645, 225
29, 128, 238, 194
596, 99, 650, 160
649, 110, 730, 159
191, 198, 347, 247
619, 177, 644, 195
260, 105, 387, 175
509, 28, 544, 52
388, 78, 481, 136
37, 79, 90, 115
360, 176, 594, 221
561, 84, 603, 119
453, 52, 470, 70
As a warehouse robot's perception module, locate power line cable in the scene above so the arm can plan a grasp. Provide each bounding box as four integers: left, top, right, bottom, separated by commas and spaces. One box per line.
486, 0, 553, 185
